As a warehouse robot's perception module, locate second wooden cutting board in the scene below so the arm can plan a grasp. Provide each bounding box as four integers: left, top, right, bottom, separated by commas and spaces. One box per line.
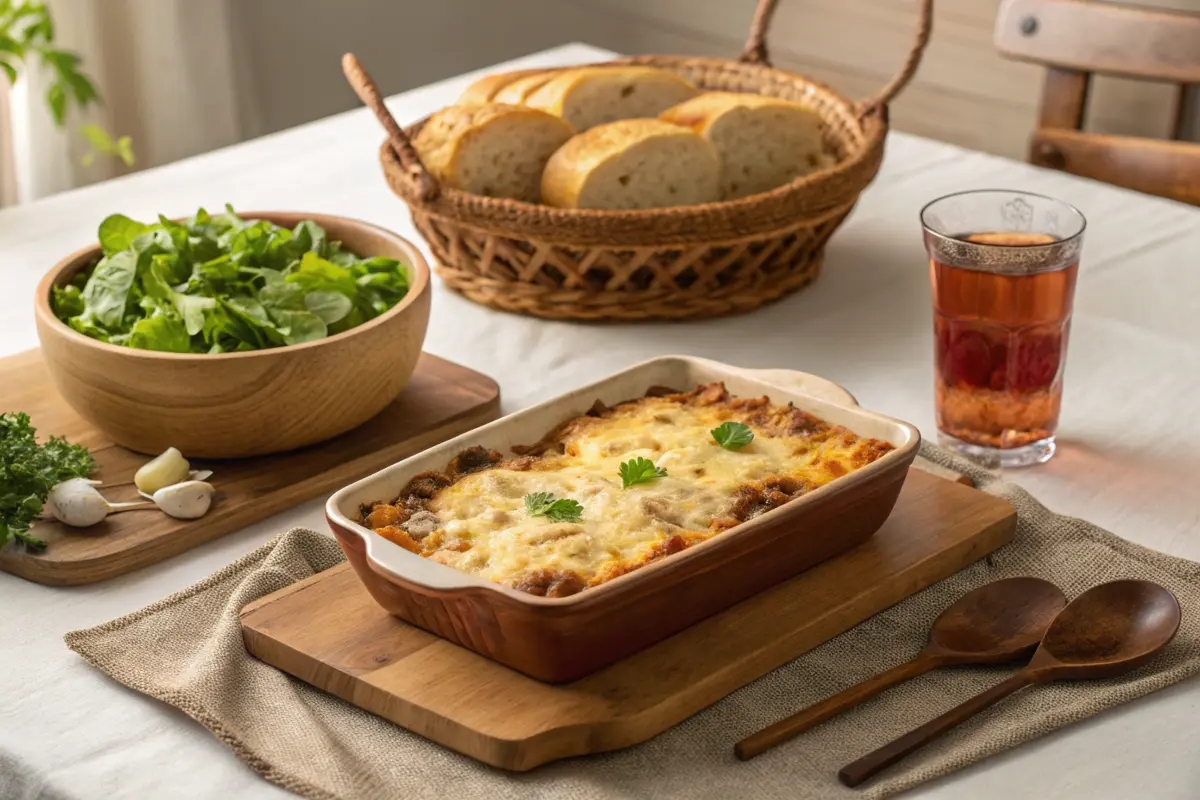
0, 349, 500, 585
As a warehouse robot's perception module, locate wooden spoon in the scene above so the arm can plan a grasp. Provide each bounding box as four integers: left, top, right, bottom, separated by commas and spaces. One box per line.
735, 577, 1066, 760
839, 579, 1182, 787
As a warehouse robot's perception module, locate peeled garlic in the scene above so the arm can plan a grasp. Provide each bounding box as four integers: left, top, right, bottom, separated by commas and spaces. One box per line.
134, 447, 191, 494
47, 478, 111, 527
151, 481, 214, 520
47, 478, 154, 527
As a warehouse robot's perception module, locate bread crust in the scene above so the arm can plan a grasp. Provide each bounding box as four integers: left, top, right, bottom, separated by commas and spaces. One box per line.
541, 118, 719, 209
457, 68, 546, 105
414, 104, 574, 202
526, 66, 699, 132
494, 71, 559, 104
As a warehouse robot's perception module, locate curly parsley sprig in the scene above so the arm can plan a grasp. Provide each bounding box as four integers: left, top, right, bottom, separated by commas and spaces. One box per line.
0, 412, 96, 551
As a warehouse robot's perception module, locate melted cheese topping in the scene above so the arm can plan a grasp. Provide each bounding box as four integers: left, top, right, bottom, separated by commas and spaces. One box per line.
366, 388, 892, 596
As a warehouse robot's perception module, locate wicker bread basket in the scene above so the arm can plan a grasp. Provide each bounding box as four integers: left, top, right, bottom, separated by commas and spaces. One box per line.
344, 0, 933, 321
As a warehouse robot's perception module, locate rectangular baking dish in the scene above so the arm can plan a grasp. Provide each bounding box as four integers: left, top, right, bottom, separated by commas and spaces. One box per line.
327, 355, 920, 682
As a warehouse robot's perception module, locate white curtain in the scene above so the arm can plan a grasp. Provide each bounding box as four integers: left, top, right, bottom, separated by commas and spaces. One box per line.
5, 0, 245, 204
0, 80, 17, 206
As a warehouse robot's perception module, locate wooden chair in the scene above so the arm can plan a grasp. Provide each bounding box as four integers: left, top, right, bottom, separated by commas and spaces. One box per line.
995, 0, 1200, 205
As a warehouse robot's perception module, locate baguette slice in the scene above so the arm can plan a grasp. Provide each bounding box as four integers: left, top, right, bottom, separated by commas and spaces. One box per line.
413, 104, 574, 202
660, 92, 830, 200
541, 118, 720, 210
493, 71, 559, 104
457, 68, 545, 105
527, 66, 700, 132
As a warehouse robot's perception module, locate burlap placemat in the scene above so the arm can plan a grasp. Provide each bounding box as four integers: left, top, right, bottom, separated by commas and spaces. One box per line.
65, 443, 1200, 799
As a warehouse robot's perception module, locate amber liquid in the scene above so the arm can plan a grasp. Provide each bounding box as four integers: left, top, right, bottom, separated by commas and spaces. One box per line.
932, 232, 1078, 449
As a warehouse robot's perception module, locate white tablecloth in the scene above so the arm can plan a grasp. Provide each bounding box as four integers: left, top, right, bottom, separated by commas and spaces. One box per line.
2, 44, 1198, 800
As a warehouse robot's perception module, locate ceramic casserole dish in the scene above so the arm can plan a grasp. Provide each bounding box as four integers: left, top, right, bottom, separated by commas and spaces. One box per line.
327, 356, 920, 682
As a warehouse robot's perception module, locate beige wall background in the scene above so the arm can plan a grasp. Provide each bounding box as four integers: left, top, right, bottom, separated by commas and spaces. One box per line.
231, 0, 1200, 161
11, 0, 1197, 204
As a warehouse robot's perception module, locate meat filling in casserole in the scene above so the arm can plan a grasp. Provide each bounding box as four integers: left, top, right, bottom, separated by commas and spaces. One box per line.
361, 382, 893, 597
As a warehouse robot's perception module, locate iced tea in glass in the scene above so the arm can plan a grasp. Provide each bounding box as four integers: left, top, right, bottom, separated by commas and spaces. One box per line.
921, 190, 1086, 467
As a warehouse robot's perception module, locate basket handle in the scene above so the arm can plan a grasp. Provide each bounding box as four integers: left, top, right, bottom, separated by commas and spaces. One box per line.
738, 0, 934, 118
342, 53, 440, 202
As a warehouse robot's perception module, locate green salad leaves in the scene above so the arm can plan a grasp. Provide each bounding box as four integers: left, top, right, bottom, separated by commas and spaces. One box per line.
0, 412, 96, 551
52, 206, 410, 354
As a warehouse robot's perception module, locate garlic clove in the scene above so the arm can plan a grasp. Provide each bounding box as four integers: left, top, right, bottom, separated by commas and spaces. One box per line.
137, 471, 211, 501
134, 447, 191, 494
152, 480, 214, 520
47, 478, 112, 527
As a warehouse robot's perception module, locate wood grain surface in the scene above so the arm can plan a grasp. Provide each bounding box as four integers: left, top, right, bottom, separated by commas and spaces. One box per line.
996, 0, 1200, 83
0, 349, 500, 586
1030, 128, 1200, 205
241, 467, 1016, 771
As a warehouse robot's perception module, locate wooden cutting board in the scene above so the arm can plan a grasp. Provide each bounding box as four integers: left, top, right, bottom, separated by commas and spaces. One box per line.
240, 467, 1016, 771
0, 349, 499, 586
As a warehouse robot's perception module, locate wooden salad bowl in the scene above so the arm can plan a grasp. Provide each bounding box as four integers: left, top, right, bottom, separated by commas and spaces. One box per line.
34, 212, 431, 459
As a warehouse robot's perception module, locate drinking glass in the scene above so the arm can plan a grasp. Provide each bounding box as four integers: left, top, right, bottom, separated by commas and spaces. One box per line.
921, 190, 1086, 467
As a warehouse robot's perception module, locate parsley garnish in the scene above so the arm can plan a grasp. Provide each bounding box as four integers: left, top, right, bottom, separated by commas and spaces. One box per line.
619, 456, 667, 488
524, 492, 584, 522
1, 412, 96, 551
711, 421, 754, 450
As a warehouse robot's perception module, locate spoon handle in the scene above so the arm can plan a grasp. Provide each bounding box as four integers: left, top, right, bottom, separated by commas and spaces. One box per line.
735, 654, 940, 760
838, 670, 1034, 787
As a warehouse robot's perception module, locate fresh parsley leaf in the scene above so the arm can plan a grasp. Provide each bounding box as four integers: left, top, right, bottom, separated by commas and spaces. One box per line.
51, 206, 410, 354
524, 492, 583, 522
619, 456, 667, 489
711, 421, 754, 450
0, 412, 95, 551
13, 530, 47, 550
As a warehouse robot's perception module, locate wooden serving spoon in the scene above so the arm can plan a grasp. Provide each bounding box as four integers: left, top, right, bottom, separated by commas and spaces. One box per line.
839, 579, 1182, 787
735, 577, 1067, 760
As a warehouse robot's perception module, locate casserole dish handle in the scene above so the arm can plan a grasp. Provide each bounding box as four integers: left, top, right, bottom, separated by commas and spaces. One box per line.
726, 367, 859, 408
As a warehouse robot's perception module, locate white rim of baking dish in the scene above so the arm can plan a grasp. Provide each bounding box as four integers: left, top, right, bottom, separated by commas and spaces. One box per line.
326, 355, 921, 607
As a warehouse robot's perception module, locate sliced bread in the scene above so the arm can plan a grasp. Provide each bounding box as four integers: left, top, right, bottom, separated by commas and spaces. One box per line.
493, 71, 559, 104
413, 104, 574, 202
541, 118, 720, 210
660, 92, 830, 200
457, 68, 545, 105
526, 66, 700, 132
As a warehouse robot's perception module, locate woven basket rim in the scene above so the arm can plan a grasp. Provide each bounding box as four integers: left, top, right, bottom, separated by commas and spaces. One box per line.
379, 56, 889, 246
385, 56, 884, 217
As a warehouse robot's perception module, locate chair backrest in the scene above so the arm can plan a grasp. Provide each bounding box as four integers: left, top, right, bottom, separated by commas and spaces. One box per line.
995, 0, 1200, 205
